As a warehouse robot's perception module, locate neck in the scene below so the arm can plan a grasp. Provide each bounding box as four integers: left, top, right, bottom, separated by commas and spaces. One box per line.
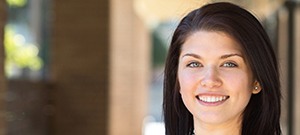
194, 117, 242, 135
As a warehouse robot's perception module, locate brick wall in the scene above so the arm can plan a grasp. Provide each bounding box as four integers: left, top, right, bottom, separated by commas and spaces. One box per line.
51, 0, 109, 134
6, 81, 50, 135
0, 0, 6, 134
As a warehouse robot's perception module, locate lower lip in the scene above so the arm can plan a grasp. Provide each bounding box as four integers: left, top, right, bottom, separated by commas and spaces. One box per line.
196, 97, 229, 106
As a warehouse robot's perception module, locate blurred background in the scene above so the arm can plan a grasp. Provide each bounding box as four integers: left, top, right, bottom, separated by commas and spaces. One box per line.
0, 0, 299, 135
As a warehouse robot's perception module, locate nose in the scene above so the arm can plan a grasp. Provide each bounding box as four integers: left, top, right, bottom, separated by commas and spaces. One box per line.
200, 67, 222, 88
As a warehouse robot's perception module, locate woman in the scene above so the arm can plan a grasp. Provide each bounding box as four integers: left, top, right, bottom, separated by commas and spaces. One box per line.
163, 2, 281, 135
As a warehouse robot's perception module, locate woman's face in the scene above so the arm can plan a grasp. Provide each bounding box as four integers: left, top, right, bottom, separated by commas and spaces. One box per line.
178, 31, 260, 127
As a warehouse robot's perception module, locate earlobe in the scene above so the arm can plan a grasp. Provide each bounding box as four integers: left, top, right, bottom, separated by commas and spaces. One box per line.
252, 86, 261, 94
252, 81, 262, 94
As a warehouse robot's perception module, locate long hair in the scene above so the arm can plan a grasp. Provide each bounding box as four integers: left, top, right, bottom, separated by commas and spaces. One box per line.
163, 2, 281, 135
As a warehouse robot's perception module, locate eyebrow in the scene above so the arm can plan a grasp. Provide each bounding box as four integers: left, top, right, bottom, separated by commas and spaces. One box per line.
220, 53, 244, 59
181, 53, 244, 60
181, 53, 201, 59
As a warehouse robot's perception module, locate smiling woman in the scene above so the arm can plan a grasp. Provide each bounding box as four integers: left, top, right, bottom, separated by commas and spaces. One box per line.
163, 2, 281, 135
178, 31, 258, 134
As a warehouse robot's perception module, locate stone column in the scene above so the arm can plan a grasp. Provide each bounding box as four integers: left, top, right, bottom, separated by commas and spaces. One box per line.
109, 0, 150, 135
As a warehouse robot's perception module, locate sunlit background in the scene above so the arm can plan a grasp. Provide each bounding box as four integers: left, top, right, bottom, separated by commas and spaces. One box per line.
0, 0, 300, 135
4, 0, 48, 80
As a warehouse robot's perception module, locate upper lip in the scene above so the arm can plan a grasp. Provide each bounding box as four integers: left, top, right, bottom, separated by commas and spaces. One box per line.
196, 93, 229, 97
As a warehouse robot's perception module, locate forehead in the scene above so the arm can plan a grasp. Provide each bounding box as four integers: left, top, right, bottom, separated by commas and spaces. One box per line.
181, 30, 243, 55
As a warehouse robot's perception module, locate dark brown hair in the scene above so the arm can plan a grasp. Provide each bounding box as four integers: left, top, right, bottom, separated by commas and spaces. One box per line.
163, 2, 281, 135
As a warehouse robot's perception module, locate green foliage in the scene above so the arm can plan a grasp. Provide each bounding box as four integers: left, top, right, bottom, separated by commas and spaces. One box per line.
4, 25, 43, 77
6, 0, 27, 7
151, 30, 167, 68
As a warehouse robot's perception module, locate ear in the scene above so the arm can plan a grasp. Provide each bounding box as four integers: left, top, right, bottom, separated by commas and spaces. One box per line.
252, 81, 262, 94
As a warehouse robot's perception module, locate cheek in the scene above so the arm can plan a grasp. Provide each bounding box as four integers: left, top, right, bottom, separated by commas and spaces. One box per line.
223, 71, 253, 90
178, 71, 199, 114
224, 73, 253, 100
178, 71, 199, 94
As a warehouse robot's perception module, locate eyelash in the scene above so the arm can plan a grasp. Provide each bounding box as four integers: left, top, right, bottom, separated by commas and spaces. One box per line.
222, 62, 238, 67
186, 61, 238, 68
186, 62, 201, 68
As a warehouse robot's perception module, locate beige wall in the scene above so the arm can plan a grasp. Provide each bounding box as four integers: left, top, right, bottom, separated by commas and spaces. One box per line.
294, 5, 300, 135
278, 6, 289, 135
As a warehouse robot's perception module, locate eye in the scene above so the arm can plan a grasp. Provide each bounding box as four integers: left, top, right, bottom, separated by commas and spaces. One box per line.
222, 62, 238, 67
187, 62, 202, 68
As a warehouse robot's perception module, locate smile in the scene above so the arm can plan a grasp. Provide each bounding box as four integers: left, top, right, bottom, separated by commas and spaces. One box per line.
197, 95, 229, 103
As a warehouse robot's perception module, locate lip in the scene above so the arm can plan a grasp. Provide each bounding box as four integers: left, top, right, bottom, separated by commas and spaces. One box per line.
196, 93, 230, 106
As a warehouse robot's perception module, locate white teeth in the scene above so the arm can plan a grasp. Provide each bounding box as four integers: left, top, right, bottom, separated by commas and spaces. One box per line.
198, 96, 228, 103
